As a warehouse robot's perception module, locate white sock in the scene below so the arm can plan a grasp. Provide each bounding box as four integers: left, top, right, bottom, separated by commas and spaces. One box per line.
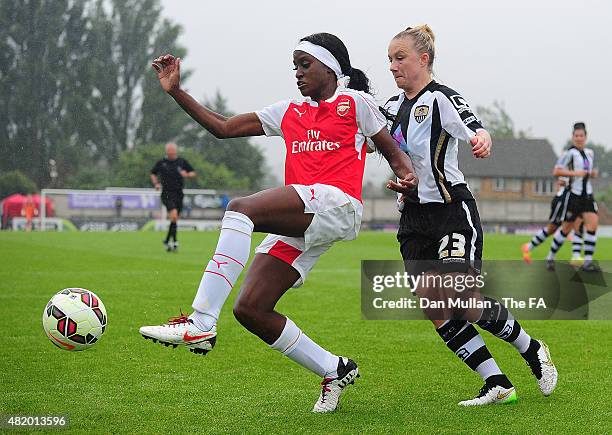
546, 230, 567, 261
571, 231, 583, 259
475, 358, 503, 380
511, 327, 531, 354
528, 228, 549, 251
270, 317, 339, 377
190, 211, 254, 331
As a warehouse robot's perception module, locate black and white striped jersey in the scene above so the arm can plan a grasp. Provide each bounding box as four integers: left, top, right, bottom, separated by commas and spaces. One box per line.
381, 80, 484, 204
555, 147, 595, 196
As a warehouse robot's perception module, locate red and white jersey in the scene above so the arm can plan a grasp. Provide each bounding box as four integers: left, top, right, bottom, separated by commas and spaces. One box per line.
256, 86, 386, 201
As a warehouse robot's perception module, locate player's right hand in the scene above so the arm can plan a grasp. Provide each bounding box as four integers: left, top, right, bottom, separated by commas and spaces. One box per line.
574, 169, 587, 177
386, 173, 418, 194
152, 54, 181, 94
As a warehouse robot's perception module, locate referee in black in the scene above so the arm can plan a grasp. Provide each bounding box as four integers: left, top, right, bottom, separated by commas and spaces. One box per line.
151, 142, 196, 252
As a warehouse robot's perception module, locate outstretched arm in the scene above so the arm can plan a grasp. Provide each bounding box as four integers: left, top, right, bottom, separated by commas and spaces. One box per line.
370, 129, 418, 194
152, 54, 264, 138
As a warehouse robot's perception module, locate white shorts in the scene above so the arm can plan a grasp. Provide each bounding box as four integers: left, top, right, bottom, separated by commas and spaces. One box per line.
254, 183, 363, 288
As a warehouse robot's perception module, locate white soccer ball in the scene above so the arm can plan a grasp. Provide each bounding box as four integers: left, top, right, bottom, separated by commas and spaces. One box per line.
42, 288, 108, 351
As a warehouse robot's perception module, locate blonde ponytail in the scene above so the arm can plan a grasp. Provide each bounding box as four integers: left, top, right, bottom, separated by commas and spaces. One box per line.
394, 25, 436, 71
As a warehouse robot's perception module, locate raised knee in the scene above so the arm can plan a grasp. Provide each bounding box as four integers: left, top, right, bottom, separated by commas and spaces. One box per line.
226, 197, 251, 215
233, 298, 257, 325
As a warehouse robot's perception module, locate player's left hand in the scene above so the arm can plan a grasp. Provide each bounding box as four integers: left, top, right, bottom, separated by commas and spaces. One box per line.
471, 131, 492, 158
179, 170, 189, 177
386, 173, 418, 194
152, 54, 181, 94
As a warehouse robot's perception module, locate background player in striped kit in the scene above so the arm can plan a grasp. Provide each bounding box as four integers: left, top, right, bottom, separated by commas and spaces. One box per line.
139, 33, 417, 412
521, 177, 584, 269
382, 25, 558, 406
549, 122, 600, 271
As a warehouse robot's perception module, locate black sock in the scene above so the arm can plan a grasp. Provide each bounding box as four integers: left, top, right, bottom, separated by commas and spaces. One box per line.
165, 224, 173, 243
169, 222, 177, 242
437, 320, 503, 381
485, 374, 513, 389
521, 338, 541, 361
476, 297, 532, 354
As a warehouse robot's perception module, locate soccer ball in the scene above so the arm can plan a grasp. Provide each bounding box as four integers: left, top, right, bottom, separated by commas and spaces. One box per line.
42, 288, 107, 351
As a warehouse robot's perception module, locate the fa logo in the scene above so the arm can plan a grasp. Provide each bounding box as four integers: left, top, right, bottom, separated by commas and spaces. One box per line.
337, 99, 351, 117
499, 324, 513, 340
456, 348, 470, 361
414, 105, 429, 123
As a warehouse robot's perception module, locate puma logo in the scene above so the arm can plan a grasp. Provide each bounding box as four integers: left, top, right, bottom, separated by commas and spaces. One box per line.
212, 259, 228, 268
294, 107, 307, 117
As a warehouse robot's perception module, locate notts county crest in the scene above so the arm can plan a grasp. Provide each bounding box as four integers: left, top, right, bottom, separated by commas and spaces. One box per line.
337, 100, 351, 117
414, 105, 429, 123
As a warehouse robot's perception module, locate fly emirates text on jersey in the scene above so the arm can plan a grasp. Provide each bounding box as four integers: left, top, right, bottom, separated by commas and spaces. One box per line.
291, 130, 341, 154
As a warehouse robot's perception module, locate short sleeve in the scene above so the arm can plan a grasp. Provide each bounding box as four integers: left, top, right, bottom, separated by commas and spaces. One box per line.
151, 160, 161, 175
256, 100, 291, 137
354, 92, 387, 138
555, 150, 571, 169
435, 88, 484, 141
182, 159, 194, 172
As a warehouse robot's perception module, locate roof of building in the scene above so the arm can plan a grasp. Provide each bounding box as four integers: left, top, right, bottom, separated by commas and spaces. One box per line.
458, 138, 558, 178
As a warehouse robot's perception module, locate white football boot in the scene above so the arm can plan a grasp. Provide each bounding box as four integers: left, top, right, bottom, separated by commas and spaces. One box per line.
312, 357, 360, 413
527, 340, 558, 396
139, 313, 216, 355
459, 382, 517, 406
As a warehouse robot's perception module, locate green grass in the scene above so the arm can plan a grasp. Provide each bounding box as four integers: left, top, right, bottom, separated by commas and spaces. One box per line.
0, 231, 611, 434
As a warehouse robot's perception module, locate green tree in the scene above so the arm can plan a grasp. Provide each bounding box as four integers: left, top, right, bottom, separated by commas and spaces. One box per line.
596, 186, 611, 208
86, 0, 179, 163
179, 91, 265, 189
136, 18, 190, 145
1, 0, 266, 191
112, 144, 250, 190
0, 0, 192, 187
476, 101, 531, 139
0, 171, 38, 200
0, 0, 92, 187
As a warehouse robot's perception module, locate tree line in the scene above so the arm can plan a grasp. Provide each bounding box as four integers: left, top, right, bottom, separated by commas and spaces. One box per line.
0, 0, 265, 198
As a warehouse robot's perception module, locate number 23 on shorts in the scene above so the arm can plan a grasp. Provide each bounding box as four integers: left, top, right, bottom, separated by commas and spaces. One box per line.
438, 233, 466, 259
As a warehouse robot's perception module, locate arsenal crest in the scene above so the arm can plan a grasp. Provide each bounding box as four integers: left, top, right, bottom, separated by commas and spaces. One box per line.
414, 105, 429, 123
337, 100, 351, 117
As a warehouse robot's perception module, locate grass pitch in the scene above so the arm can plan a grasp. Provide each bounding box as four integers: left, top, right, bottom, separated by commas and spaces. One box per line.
1, 231, 611, 434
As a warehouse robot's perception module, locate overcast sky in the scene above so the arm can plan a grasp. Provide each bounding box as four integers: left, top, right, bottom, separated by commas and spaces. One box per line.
159, 0, 611, 185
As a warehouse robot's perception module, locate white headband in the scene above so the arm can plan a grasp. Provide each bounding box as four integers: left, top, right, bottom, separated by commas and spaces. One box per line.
294, 40, 344, 79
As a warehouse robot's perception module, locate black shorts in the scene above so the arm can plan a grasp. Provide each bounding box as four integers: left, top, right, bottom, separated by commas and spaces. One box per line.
398, 200, 483, 275
161, 190, 183, 213
548, 190, 571, 225
565, 193, 597, 222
